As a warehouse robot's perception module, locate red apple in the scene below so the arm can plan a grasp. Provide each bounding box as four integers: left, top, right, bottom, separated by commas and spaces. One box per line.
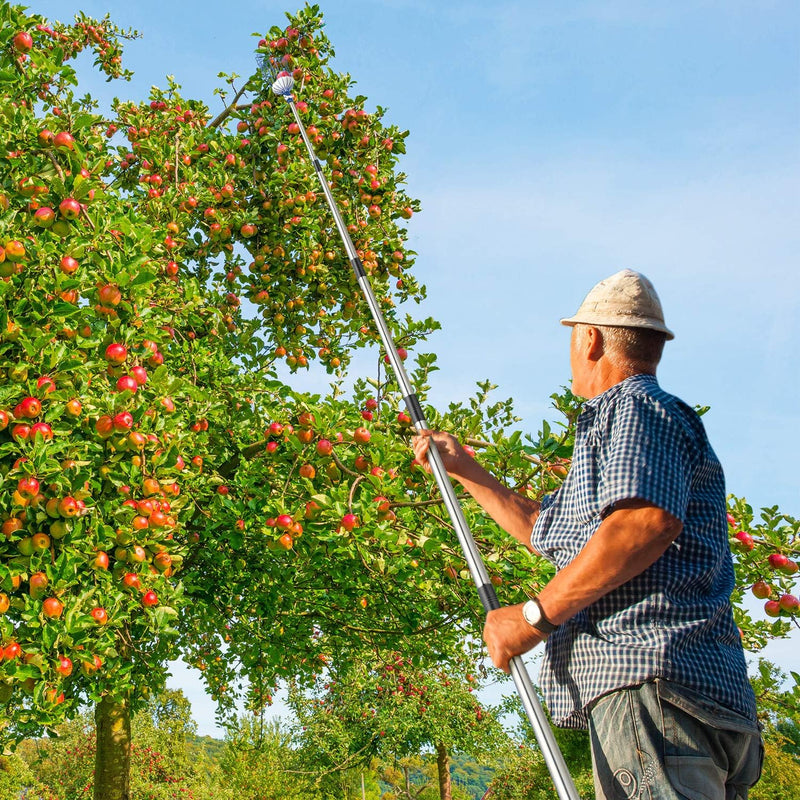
353, 427, 371, 444
340, 513, 359, 532
58, 198, 81, 220
764, 600, 781, 618
56, 656, 73, 676
12, 31, 33, 53
30, 422, 53, 440
778, 594, 799, 613
90, 607, 108, 625
33, 207, 55, 227
42, 597, 64, 618
112, 411, 134, 431
751, 581, 771, 599
768, 553, 789, 571
53, 131, 74, 151
122, 573, 141, 590
18, 396, 41, 418
116, 375, 138, 393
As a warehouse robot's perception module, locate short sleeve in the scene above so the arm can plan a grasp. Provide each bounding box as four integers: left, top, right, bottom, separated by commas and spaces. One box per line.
596, 393, 695, 522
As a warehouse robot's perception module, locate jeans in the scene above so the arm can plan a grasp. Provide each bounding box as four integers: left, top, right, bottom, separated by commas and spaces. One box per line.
588, 680, 763, 800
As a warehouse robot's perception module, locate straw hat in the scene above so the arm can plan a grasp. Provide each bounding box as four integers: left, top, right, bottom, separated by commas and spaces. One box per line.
560, 269, 674, 340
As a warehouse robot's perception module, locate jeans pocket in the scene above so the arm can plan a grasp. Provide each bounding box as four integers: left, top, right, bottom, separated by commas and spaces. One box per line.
664, 755, 726, 800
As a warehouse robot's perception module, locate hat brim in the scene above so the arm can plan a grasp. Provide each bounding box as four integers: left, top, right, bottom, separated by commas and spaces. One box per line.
560, 315, 674, 341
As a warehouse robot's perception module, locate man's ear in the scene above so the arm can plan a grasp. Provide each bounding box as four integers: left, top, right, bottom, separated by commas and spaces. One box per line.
585, 326, 605, 361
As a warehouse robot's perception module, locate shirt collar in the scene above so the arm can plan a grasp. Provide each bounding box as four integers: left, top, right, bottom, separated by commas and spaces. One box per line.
584, 373, 659, 412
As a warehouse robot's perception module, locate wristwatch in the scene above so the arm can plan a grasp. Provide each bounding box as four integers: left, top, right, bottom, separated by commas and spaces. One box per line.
522, 597, 558, 637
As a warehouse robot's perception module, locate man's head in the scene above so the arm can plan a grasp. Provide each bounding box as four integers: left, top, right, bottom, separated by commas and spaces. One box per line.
562, 270, 672, 397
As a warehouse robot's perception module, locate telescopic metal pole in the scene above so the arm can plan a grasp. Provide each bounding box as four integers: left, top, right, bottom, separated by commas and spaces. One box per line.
269, 73, 580, 800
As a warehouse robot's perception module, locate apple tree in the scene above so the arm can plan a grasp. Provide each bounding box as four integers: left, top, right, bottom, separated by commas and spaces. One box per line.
0, 3, 560, 797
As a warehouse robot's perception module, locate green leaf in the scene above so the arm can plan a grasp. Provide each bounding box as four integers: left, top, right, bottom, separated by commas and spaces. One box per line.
130, 270, 158, 287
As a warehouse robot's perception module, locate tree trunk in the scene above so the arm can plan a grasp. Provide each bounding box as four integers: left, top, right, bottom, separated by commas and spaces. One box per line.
93, 694, 131, 800
436, 741, 452, 800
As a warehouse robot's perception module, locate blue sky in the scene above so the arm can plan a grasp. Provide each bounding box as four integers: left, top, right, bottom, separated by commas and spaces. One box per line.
31, 0, 800, 736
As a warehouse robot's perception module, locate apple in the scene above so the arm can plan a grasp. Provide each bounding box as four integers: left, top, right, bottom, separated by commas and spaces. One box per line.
65, 398, 82, 417
122, 572, 141, 591
58, 197, 81, 220
91, 607, 108, 625
778, 594, 799, 613
29, 571, 48, 599
19, 396, 41, 418
340, 513, 359, 532
53, 131, 74, 151
30, 422, 53, 440
733, 531, 754, 551
764, 600, 781, 618
12, 31, 33, 53
116, 375, 138, 393
751, 581, 771, 599
33, 206, 55, 227
56, 656, 73, 677
92, 551, 109, 570
112, 411, 134, 431
768, 553, 789, 571
31, 532, 50, 552
17, 476, 40, 497
0, 594, 10, 615
353, 427, 371, 444
58, 496, 80, 518
105, 343, 127, 364
42, 597, 64, 619
153, 552, 172, 572
3, 642, 22, 661
81, 654, 103, 675
276, 514, 293, 529
98, 283, 122, 306
95, 415, 114, 438
4, 240, 26, 261
59, 255, 79, 274
316, 438, 333, 456
142, 590, 158, 607
298, 464, 316, 479
271, 530, 292, 551
17, 536, 33, 556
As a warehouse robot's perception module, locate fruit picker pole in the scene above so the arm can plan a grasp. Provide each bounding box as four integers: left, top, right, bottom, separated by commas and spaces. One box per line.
268, 71, 580, 800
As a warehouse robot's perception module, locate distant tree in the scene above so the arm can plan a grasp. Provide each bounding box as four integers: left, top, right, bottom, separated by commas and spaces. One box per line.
286, 647, 506, 800
18, 689, 211, 799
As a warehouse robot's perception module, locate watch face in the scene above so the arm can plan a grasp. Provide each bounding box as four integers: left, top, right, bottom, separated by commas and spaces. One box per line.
523, 599, 555, 633
523, 600, 541, 627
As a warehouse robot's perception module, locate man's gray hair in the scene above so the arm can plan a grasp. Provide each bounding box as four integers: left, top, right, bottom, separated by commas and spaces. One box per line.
577, 323, 667, 375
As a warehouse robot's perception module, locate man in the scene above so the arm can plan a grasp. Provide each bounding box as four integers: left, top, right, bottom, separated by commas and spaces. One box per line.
412, 270, 762, 799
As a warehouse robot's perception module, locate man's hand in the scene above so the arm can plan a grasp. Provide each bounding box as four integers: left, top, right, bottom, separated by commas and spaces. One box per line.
411, 429, 473, 480
483, 604, 546, 673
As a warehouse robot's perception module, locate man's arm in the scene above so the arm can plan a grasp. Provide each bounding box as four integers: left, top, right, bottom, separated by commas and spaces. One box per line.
483, 498, 683, 671
411, 430, 541, 552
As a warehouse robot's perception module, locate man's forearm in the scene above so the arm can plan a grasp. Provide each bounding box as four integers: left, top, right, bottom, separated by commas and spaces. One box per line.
537, 499, 682, 625
454, 459, 541, 551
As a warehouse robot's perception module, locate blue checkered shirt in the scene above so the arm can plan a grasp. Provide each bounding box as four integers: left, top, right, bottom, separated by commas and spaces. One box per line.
531, 374, 757, 728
